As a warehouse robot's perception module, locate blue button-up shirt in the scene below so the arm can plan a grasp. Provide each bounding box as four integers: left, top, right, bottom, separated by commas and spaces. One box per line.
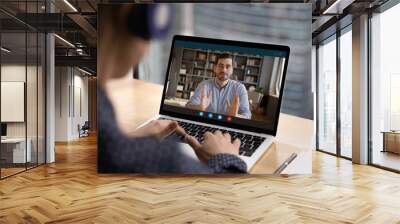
187, 79, 251, 119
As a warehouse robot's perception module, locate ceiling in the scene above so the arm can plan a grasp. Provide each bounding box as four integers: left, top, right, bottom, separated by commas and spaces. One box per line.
0, 0, 394, 73
0, 0, 100, 73
311, 0, 391, 43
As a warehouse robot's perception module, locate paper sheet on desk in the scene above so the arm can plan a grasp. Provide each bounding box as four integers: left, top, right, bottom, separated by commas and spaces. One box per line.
272, 114, 314, 174
275, 113, 314, 150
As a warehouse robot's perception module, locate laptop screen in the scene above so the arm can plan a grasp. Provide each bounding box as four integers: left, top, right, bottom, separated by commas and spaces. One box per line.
160, 35, 290, 135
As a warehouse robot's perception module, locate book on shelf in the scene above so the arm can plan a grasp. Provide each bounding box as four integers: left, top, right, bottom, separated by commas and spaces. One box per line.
178, 78, 185, 83
177, 84, 184, 91
197, 52, 207, 60
245, 76, 257, 83
183, 49, 195, 60
247, 58, 260, 66
193, 69, 203, 76
210, 54, 217, 62
194, 61, 206, 68
206, 62, 214, 70
245, 67, 259, 75
234, 73, 244, 81
179, 68, 186, 74
234, 56, 246, 68
176, 91, 183, 98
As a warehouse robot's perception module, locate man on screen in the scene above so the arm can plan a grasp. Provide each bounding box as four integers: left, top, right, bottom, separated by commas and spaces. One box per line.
186, 53, 251, 119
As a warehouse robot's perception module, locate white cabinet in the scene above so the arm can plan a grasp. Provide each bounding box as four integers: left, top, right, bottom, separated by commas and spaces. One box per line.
1, 138, 32, 163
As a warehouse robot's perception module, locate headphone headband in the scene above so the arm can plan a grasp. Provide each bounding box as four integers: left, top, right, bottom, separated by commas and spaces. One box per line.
126, 4, 173, 40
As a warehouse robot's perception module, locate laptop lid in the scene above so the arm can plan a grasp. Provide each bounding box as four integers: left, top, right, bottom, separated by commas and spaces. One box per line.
159, 35, 290, 136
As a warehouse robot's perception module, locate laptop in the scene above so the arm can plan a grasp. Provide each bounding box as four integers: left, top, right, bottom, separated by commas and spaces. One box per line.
140, 35, 290, 171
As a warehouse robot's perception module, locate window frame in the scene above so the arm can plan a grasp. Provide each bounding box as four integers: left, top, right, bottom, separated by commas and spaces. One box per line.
367, 0, 400, 173
315, 24, 353, 161
0, 0, 47, 180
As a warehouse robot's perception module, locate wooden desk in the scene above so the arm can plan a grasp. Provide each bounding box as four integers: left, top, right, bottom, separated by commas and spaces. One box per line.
381, 131, 400, 154
106, 79, 313, 174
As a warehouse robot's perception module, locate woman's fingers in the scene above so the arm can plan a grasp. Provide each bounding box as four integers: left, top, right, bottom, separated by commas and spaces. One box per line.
185, 134, 209, 163
157, 121, 178, 138
233, 138, 241, 149
214, 130, 223, 137
204, 131, 213, 140
185, 134, 201, 150
223, 132, 231, 142
175, 125, 187, 137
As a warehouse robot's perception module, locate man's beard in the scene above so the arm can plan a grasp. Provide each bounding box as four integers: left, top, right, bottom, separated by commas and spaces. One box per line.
217, 73, 228, 81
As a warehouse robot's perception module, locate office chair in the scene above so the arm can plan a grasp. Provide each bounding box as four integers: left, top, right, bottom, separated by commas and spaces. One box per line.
79, 121, 90, 138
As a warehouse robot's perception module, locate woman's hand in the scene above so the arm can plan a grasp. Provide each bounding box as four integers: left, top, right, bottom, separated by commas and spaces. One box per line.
131, 120, 186, 140
184, 130, 241, 163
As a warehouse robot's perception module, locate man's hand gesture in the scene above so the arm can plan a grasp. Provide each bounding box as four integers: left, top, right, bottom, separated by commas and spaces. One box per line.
226, 93, 239, 116
200, 86, 212, 111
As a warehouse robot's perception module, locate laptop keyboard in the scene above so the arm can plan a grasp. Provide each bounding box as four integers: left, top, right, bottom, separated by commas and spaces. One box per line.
159, 118, 266, 157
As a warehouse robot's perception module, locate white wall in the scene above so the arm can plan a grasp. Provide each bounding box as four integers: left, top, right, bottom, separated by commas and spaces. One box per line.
54, 67, 89, 141
75, 72, 89, 122
55, 66, 69, 141
72, 73, 89, 138
1, 65, 40, 138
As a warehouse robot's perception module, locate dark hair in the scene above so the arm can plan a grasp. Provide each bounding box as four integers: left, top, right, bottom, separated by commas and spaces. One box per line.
126, 5, 152, 40
215, 53, 233, 64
